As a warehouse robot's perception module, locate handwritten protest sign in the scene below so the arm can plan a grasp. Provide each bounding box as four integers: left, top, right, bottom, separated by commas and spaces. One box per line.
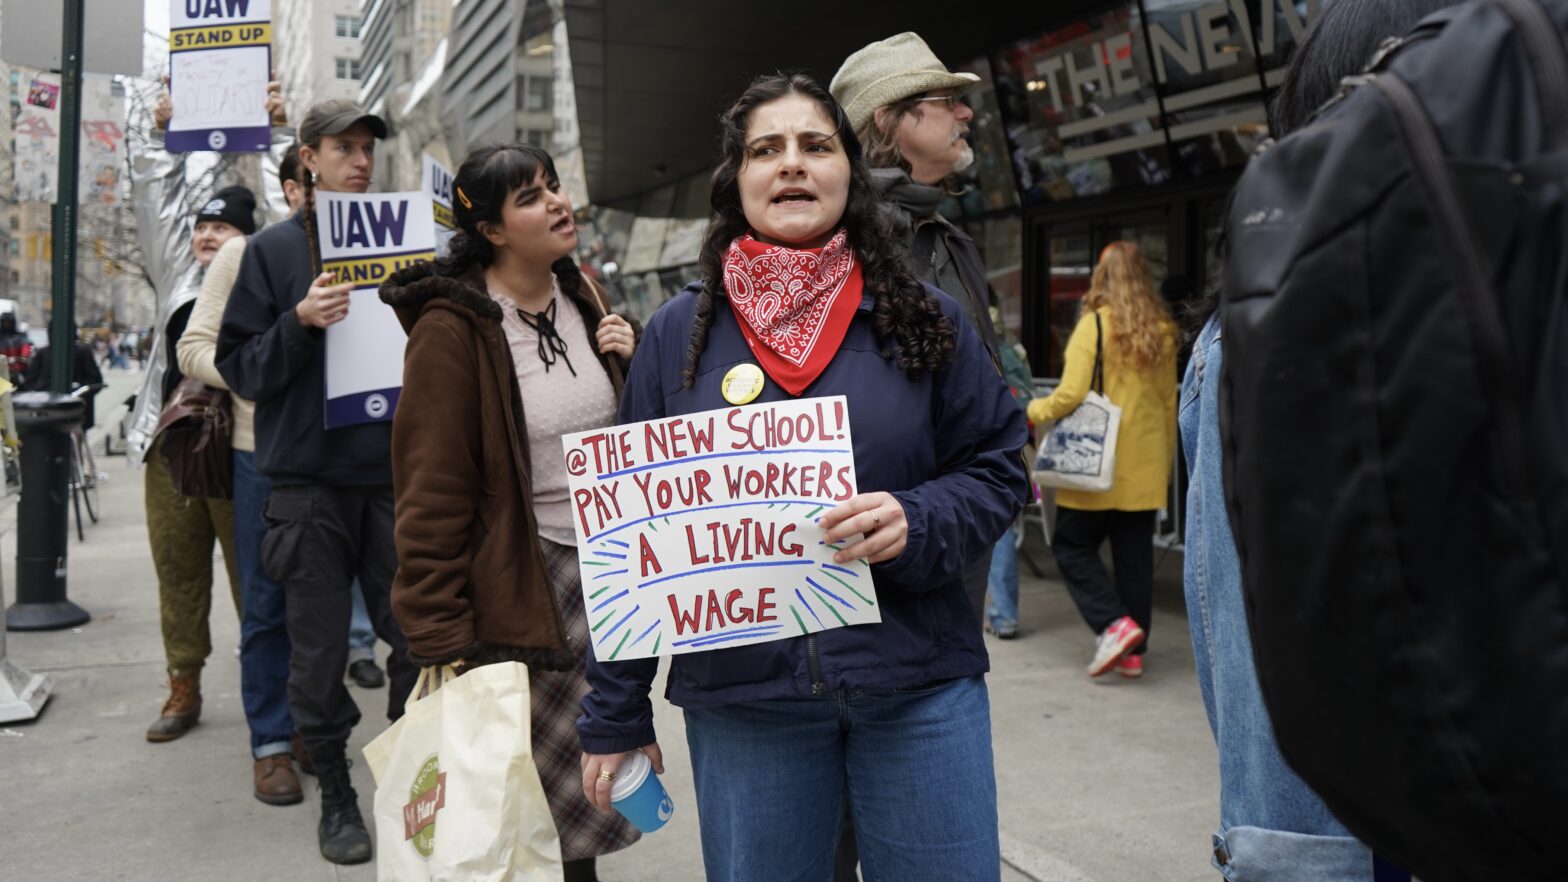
420, 153, 456, 257
561, 396, 879, 661
168, 0, 272, 153
316, 191, 435, 428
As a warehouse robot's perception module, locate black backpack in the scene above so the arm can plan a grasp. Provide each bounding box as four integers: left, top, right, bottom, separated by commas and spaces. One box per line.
1219, 1, 1568, 879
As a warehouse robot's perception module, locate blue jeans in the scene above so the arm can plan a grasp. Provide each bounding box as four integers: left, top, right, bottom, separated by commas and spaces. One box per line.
233, 450, 293, 759
683, 675, 999, 882
348, 579, 375, 663
984, 524, 1019, 631
1181, 319, 1371, 880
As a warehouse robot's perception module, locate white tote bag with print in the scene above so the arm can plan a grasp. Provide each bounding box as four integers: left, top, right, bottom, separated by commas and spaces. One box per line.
364, 662, 563, 882
1033, 313, 1121, 493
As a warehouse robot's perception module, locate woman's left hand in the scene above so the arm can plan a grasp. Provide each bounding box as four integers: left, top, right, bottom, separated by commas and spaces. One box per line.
819, 492, 907, 565
595, 314, 636, 360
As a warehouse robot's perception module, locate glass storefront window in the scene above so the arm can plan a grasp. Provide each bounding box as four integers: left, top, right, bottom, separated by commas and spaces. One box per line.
946, 58, 1021, 216
990, 1, 1174, 204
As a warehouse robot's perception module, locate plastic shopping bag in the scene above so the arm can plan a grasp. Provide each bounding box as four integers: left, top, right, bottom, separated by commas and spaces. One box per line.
364, 663, 563, 881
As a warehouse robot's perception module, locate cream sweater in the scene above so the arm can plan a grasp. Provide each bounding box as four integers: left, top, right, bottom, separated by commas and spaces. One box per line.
176, 236, 257, 452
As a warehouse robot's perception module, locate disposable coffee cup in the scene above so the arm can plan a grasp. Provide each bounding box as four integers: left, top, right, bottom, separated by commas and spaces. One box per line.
609, 750, 674, 833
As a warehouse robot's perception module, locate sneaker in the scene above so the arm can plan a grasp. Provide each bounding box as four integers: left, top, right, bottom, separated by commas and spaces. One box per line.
347, 658, 385, 689
1087, 616, 1145, 677
1117, 655, 1144, 678
985, 621, 1018, 640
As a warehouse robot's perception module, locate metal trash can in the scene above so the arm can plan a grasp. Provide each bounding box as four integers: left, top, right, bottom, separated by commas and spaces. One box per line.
5, 392, 90, 631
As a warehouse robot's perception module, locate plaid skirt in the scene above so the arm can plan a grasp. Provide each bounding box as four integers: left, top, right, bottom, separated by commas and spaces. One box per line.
534, 538, 641, 861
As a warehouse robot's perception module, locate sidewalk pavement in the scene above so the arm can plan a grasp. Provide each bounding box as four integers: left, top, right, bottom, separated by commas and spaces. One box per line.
2, 368, 1220, 881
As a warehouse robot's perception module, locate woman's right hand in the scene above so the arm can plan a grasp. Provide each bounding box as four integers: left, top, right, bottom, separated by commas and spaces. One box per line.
295, 272, 354, 328
581, 743, 663, 813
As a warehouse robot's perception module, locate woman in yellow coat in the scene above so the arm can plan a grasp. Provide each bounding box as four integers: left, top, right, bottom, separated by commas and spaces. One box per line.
1028, 241, 1176, 679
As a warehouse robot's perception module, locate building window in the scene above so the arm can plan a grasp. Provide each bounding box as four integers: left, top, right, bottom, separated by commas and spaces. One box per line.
336, 57, 361, 80
524, 129, 547, 148
335, 15, 361, 38
524, 76, 552, 112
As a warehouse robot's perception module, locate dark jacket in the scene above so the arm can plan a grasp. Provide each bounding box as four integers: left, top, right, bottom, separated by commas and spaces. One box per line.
379, 261, 626, 669
22, 342, 105, 429
872, 168, 1003, 362
576, 281, 1029, 754
216, 213, 392, 487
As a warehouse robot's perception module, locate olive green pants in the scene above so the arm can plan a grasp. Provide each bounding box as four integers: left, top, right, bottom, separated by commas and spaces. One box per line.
145, 437, 240, 676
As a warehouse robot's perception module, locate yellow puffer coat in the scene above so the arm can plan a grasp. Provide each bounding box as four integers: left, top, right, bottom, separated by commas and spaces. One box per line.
1027, 307, 1177, 512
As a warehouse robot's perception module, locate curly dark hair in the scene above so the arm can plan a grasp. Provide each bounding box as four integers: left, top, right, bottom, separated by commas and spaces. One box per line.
685, 72, 955, 387
433, 143, 583, 299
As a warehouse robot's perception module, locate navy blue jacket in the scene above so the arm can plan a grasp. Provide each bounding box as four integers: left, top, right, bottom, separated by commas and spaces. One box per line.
577, 281, 1029, 754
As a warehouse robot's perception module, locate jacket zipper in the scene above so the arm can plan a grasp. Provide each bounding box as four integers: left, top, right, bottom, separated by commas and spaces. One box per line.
1372, 74, 1529, 493
806, 635, 824, 695
1487, 0, 1568, 148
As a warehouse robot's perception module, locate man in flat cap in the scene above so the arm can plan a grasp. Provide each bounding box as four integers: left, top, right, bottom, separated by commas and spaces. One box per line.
833, 34, 1020, 630
217, 98, 414, 866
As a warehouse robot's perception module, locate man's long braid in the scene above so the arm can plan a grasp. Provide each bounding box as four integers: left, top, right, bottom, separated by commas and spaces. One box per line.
301, 169, 321, 276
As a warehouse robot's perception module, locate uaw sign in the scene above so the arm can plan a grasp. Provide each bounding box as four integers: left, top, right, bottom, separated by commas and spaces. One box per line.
420, 153, 456, 258
316, 191, 435, 428
562, 397, 879, 661
167, 0, 273, 153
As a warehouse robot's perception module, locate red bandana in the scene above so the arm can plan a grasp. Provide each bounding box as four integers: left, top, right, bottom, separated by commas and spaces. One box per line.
721, 229, 863, 396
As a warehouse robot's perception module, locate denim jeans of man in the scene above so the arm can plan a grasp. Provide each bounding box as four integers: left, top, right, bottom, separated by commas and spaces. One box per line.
348, 579, 375, 664
233, 450, 293, 759
683, 674, 999, 882
985, 523, 1020, 633
1181, 318, 1372, 881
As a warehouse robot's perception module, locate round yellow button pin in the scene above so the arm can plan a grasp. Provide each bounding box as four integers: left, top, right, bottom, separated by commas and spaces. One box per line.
722, 364, 766, 405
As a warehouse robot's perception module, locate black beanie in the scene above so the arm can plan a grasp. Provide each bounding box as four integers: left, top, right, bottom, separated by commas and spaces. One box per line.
195, 185, 258, 235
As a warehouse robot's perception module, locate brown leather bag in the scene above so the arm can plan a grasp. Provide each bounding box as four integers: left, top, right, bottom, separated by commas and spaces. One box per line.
152, 376, 233, 499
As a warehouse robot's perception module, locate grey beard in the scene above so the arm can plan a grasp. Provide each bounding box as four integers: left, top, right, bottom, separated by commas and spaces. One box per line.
951, 143, 976, 174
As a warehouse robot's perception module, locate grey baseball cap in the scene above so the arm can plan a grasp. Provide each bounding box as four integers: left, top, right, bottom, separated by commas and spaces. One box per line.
299, 99, 388, 143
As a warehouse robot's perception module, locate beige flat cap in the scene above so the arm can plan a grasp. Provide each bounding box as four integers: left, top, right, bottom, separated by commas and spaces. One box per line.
830, 32, 981, 135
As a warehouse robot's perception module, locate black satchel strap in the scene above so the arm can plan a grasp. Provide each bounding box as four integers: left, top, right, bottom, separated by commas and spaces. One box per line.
1091, 311, 1105, 396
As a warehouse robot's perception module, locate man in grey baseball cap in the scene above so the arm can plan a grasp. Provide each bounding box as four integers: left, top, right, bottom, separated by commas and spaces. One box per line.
216, 96, 413, 866
298, 98, 388, 145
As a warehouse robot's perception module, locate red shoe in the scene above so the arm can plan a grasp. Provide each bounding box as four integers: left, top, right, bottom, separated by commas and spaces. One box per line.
1088, 616, 1145, 677
1117, 655, 1144, 678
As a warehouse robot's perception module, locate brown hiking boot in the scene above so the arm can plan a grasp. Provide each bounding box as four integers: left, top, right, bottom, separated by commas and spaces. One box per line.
254, 754, 304, 806
145, 672, 201, 742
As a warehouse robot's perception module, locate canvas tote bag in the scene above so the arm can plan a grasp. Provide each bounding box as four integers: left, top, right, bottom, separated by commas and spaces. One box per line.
365, 663, 563, 881
1033, 313, 1121, 492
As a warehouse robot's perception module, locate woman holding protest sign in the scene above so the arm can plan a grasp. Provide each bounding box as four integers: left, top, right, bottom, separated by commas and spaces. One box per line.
577, 73, 1029, 881
380, 144, 642, 881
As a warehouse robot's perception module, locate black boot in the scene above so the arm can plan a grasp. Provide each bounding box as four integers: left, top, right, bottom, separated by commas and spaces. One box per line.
308, 741, 372, 865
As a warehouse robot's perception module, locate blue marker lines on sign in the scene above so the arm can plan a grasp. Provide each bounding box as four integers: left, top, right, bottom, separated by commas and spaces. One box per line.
671, 624, 784, 648
592, 589, 630, 612
640, 559, 815, 590
795, 588, 824, 627
806, 577, 854, 610
596, 605, 642, 647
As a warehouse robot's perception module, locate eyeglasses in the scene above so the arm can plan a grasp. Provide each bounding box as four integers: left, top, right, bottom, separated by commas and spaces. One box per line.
912, 94, 964, 110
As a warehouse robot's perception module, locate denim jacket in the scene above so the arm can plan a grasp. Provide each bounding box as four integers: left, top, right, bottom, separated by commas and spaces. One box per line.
1181, 316, 1372, 880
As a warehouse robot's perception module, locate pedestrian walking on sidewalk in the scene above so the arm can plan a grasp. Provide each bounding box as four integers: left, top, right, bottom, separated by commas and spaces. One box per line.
217, 99, 417, 865
1026, 241, 1176, 679
128, 81, 293, 746
381, 143, 643, 882
176, 136, 311, 807
578, 73, 1029, 882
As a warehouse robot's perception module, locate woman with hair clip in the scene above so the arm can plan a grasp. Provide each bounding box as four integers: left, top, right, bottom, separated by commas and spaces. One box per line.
577, 73, 1028, 882
1027, 241, 1177, 680
379, 144, 641, 882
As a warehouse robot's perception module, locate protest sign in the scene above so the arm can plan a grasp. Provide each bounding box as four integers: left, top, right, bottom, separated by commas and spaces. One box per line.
167, 0, 272, 153
561, 396, 879, 661
315, 191, 436, 428
420, 153, 456, 257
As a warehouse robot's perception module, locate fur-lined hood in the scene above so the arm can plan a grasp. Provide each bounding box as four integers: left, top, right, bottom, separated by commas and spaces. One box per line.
380, 261, 500, 333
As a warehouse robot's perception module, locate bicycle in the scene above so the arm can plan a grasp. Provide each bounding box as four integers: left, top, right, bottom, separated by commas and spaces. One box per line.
67, 384, 105, 541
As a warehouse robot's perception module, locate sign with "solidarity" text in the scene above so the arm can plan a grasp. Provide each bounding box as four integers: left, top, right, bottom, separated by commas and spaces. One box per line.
561, 396, 879, 661
316, 191, 435, 428
167, 0, 273, 152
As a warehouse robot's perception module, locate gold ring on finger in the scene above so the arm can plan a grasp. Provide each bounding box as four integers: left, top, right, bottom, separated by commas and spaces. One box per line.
599, 769, 616, 781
